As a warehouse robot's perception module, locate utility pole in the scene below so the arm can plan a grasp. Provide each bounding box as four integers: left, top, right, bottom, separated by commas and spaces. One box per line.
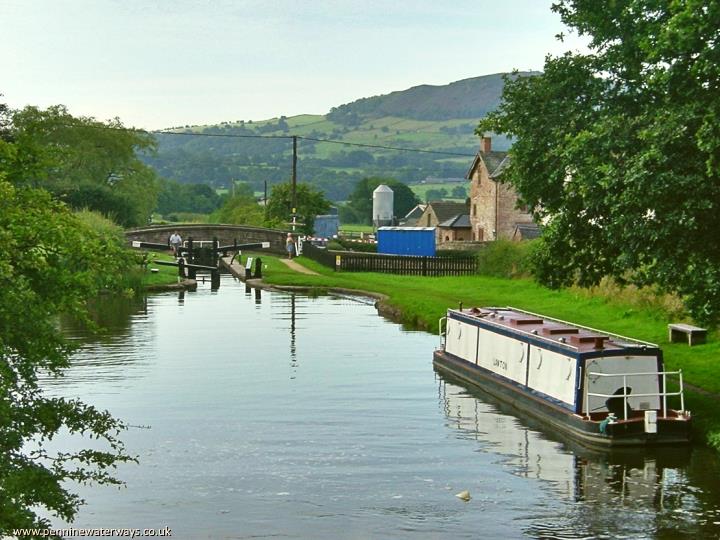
291, 135, 297, 231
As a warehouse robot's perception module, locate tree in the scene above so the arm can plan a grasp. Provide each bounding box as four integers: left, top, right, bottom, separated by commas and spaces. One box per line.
5, 105, 160, 226
425, 188, 448, 202
156, 179, 224, 215
210, 192, 267, 227
451, 185, 467, 199
345, 177, 421, 225
480, 1, 720, 323
0, 178, 135, 533
266, 183, 331, 234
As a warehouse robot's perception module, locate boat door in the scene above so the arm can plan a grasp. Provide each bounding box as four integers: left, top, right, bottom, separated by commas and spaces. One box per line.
582, 356, 662, 417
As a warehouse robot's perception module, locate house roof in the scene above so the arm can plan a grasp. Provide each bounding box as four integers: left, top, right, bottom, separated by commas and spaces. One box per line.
438, 214, 471, 228
404, 204, 427, 220
427, 201, 469, 222
513, 223, 541, 240
465, 150, 510, 180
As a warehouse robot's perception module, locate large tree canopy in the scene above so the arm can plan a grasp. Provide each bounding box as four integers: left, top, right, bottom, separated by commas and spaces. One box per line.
0, 178, 135, 533
2, 105, 160, 227
480, 1, 720, 323
266, 183, 332, 234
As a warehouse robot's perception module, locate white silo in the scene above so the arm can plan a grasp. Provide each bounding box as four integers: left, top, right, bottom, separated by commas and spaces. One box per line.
372, 184, 394, 228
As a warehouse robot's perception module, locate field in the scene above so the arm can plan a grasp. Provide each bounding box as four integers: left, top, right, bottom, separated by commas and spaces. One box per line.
409, 180, 468, 202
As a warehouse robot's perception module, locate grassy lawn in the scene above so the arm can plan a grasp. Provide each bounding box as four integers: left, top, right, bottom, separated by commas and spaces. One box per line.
340, 224, 375, 233
139, 252, 184, 287
256, 253, 720, 449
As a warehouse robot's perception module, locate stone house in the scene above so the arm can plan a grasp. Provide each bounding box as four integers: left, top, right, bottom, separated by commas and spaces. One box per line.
467, 136, 535, 241
437, 214, 471, 242
416, 201, 469, 243
399, 204, 427, 226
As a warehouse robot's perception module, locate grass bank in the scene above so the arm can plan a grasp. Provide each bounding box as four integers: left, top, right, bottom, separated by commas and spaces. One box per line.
255, 253, 720, 451
121, 251, 186, 291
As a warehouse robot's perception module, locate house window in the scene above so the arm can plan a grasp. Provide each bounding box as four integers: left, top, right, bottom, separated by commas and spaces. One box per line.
476, 227, 484, 241
426, 215, 431, 226
472, 204, 477, 216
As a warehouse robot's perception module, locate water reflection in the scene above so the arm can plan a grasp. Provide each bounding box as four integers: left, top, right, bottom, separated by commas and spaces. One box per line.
50, 295, 153, 388
437, 375, 720, 539
41, 280, 720, 539
59, 295, 148, 345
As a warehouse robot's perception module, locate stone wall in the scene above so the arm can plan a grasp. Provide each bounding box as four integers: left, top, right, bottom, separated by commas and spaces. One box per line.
438, 241, 489, 251
125, 224, 288, 254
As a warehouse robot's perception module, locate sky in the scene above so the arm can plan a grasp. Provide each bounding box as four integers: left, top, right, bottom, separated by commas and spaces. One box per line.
1, 0, 587, 130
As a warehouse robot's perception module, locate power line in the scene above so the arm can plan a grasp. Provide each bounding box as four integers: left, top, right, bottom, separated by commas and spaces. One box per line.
58, 123, 478, 157
153, 129, 290, 140
297, 135, 476, 157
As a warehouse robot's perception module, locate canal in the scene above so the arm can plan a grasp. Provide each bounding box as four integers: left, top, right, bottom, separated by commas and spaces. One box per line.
47, 276, 720, 538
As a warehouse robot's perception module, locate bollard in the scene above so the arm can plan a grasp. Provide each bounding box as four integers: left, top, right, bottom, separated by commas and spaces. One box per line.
187, 237, 194, 264
254, 257, 263, 279
177, 257, 186, 279
211, 269, 220, 290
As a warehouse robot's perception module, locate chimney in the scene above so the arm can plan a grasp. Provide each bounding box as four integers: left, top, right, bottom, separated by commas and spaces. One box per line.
481, 136, 492, 153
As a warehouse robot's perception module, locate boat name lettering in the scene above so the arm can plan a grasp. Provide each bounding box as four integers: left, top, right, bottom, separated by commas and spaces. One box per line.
493, 358, 507, 371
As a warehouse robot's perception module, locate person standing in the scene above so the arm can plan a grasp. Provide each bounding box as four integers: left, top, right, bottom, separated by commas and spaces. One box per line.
169, 231, 183, 256
286, 233, 295, 259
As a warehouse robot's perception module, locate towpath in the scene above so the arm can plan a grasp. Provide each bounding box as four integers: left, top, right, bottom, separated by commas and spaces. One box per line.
280, 258, 319, 275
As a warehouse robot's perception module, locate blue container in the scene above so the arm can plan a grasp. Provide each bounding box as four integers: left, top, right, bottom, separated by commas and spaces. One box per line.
377, 227, 436, 256
313, 215, 339, 239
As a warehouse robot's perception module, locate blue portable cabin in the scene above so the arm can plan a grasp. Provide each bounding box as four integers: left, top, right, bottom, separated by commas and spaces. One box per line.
313, 214, 339, 239
377, 227, 436, 256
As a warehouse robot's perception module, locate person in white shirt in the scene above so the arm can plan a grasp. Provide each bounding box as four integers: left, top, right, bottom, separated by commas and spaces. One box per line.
169, 231, 182, 256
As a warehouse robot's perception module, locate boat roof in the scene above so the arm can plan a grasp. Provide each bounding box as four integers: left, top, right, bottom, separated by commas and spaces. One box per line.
450, 306, 658, 354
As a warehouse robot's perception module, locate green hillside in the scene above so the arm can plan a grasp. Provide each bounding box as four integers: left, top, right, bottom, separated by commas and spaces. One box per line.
142, 73, 530, 202
327, 72, 537, 122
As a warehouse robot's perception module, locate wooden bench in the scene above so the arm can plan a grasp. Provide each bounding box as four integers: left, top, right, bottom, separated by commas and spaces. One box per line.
668, 323, 707, 346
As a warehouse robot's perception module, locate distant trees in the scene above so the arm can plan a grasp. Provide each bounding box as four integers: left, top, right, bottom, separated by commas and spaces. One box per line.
425, 188, 448, 202
451, 185, 467, 198
210, 193, 266, 227
3, 104, 160, 226
342, 177, 420, 224
480, 1, 720, 323
156, 179, 224, 216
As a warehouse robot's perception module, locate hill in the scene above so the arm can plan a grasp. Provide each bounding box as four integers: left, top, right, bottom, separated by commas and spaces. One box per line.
142, 72, 533, 202
327, 72, 536, 123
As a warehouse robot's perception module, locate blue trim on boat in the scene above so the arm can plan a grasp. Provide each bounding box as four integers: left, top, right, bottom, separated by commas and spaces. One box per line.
574, 363, 584, 414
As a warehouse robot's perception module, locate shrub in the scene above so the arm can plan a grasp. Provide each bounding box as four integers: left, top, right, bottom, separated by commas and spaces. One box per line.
476, 240, 537, 278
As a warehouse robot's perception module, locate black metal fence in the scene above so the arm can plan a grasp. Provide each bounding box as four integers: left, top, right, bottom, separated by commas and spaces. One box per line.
302, 242, 477, 276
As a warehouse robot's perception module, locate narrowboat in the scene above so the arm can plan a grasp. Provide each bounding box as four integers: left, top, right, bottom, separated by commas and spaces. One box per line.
433, 306, 692, 447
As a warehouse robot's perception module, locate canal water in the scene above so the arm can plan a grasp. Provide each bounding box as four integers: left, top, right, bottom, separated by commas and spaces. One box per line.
46, 276, 720, 539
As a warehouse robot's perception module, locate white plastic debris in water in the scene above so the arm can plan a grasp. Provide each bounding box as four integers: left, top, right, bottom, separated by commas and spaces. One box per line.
455, 490, 471, 502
